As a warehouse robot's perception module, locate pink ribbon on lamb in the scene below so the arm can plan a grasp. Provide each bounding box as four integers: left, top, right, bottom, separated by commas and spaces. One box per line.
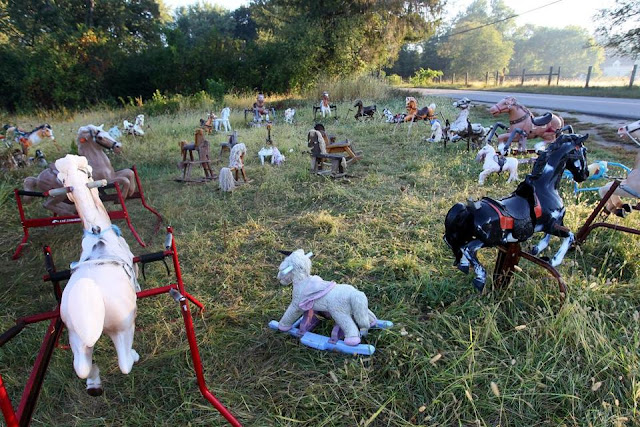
298, 275, 336, 310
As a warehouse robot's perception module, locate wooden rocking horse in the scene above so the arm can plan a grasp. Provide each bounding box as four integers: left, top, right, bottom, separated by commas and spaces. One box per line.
307, 128, 348, 178
312, 123, 362, 166
176, 128, 215, 182
219, 143, 249, 192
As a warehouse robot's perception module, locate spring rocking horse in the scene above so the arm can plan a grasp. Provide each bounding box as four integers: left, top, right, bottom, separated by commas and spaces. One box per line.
268, 250, 392, 355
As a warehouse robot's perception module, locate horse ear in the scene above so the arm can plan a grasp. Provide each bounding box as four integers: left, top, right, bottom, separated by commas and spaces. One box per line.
279, 250, 292, 256
98, 124, 104, 130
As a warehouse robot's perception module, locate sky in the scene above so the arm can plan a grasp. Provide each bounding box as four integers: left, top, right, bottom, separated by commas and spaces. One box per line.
163, 0, 613, 32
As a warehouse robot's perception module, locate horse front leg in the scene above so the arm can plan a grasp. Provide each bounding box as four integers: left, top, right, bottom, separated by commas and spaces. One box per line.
550, 232, 574, 267
530, 233, 551, 256
278, 303, 303, 331
462, 240, 486, 291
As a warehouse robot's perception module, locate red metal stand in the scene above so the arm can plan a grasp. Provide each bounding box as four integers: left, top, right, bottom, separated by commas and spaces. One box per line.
575, 180, 640, 245
493, 243, 567, 299
12, 165, 162, 259
0, 227, 241, 426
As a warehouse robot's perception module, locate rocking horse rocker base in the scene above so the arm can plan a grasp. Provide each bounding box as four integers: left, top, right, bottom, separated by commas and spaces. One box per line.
268, 310, 393, 355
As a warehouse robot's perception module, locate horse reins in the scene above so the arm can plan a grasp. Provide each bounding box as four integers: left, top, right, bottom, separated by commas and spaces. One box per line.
90, 129, 119, 150
623, 123, 640, 147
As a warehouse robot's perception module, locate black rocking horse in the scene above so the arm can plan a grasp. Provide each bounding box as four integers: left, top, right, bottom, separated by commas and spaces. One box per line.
444, 133, 590, 291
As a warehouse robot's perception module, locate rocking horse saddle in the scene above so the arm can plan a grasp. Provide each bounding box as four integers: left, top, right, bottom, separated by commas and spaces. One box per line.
493, 155, 507, 172
531, 113, 553, 127
481, 181, 542, 240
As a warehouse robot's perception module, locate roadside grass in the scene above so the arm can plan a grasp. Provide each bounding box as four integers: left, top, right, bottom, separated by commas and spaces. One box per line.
0, 94, 639, 426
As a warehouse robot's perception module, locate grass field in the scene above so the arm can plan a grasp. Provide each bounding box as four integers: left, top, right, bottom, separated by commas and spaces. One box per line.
0, 92, 639, 426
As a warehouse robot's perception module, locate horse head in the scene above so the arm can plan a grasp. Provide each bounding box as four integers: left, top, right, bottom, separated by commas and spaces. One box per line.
78, 124, 122, 154
489, 96, 517, 116
277, 249, 313, 285
475, 144, 494, 163
354, 100, 363, 108
54, 154, 109, 234
537, 133, 589, 183
453, 97, 472, 110
134, 115, 144, 127
618, 120, 640, 146
38, 124, 55, 141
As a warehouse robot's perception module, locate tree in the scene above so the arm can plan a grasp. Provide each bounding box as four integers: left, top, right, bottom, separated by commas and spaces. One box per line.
441, 21, 513, 79
596, 0, 640, 56
510, 26, 604, 77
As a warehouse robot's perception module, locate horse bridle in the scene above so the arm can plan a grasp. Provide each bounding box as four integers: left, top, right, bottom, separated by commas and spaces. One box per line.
622, 123, 640, 147
90, 129, 118, 150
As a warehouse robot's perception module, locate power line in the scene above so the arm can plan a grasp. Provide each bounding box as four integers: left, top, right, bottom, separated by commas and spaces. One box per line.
447, 0, 565, 37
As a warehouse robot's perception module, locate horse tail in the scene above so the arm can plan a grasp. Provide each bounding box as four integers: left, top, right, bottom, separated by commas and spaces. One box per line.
219, 167, 235, 192
350, 290, 371, 331
62, 278, 105, 348
444, 202, 472, 265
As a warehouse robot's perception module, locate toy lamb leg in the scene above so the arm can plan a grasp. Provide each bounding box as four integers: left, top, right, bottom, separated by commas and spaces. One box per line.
276, 250, 377, 346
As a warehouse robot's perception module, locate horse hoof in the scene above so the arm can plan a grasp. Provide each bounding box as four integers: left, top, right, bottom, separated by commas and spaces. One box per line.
472, 278, 485, 292
457, 264, 470, 275
87, 387, 103, 397
540, 256, 551, 263
614, 208, 626, 218
529, 246, 539, 256
344, 336, 361, 346
622, 203, 632, 213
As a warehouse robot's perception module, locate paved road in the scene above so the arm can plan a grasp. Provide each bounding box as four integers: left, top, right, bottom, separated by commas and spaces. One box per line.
409, 88, 640, 121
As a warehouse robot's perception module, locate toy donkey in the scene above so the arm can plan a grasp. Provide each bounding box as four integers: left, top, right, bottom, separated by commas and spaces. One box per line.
269, 249, 392, 355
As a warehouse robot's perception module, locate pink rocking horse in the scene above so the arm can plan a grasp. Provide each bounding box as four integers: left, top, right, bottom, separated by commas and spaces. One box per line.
489, 96, 564, 153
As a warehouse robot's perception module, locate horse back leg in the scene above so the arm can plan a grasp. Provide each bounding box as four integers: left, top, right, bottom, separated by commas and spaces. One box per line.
109, 323, 139, 375
332, 312, 360, 346
68, 330, 94, 379
462, 240, 486, 291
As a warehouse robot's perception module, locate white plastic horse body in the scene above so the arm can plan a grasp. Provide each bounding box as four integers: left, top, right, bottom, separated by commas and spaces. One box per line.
55, 154, 139, 396
449, 98, 487, 141
284, 108, 296, 124
426, 119, 443, 143
475, 144, 519, 185
214, 107, 231, 132
123, 114, 145, 136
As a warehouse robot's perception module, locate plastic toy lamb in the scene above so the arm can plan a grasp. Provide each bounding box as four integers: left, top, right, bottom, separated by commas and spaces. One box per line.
320, 92, 331, 117
269, 250, 392, 355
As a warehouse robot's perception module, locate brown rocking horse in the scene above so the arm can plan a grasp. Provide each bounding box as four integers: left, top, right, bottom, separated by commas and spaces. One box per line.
177, 128, 215, 182
489, 96, 564, 153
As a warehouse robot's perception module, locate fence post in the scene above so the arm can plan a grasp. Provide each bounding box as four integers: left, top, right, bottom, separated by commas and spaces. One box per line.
556, 67, 560, 85
585, 65, 593, 88
495, 70, 499, 86
630, 64, 638, 88
485, 71, 489, 86
547, 66, 553, 86
452, 73, 455, 85
465, 72, 468, 86
521, 69, 526, 86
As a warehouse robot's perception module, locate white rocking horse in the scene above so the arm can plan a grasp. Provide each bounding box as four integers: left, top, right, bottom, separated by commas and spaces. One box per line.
448, 98, 488, 143
214, 107, 232, 132
475, 143, 519, 185
284, 108, 296, 124
426, 119, 443, 143
53, 154, 139, 396
123, 114, 145, 136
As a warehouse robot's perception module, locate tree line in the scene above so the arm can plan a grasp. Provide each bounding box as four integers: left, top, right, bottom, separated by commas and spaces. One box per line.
0, 0, 442, 111
387, 0, 606, 81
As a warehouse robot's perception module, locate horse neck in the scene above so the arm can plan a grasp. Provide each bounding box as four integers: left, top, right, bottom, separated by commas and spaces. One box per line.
73, 188, 112, 232
510, 104, 529, 120
456, 109, 469, 120
78, 143, 115, 174
530, 156, 565, 194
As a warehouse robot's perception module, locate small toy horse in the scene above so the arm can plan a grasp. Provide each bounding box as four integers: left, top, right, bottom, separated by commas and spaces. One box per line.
3, 124, 55, 156
320, 92, 332, 117
219, 143, 248, 191
489, 96, 563, 147
354, 100, 376, 119
444, 133, 589, 291
214, 107, 231, 132
475, 143, 518, 185
404, 97, 435, 122
123, 114, 145, 136
200, 112, 217, 134
448, 98, 488, 143
269, 249, 392, 354
425, 119, 443, 143
53, 154, 139, 396
284, 108, 296, 124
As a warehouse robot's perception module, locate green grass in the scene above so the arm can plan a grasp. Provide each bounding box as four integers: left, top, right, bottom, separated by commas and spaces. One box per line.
0, 94, 639, 426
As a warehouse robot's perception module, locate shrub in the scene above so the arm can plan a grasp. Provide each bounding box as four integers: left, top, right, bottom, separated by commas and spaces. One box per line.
387, 74, 404, 85
206, 78, 226, 104
144, 90, 180, 116
409, 68, 444, 86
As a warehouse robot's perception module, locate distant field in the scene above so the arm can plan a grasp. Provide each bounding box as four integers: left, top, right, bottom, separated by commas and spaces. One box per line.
0, 91, 639, 425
